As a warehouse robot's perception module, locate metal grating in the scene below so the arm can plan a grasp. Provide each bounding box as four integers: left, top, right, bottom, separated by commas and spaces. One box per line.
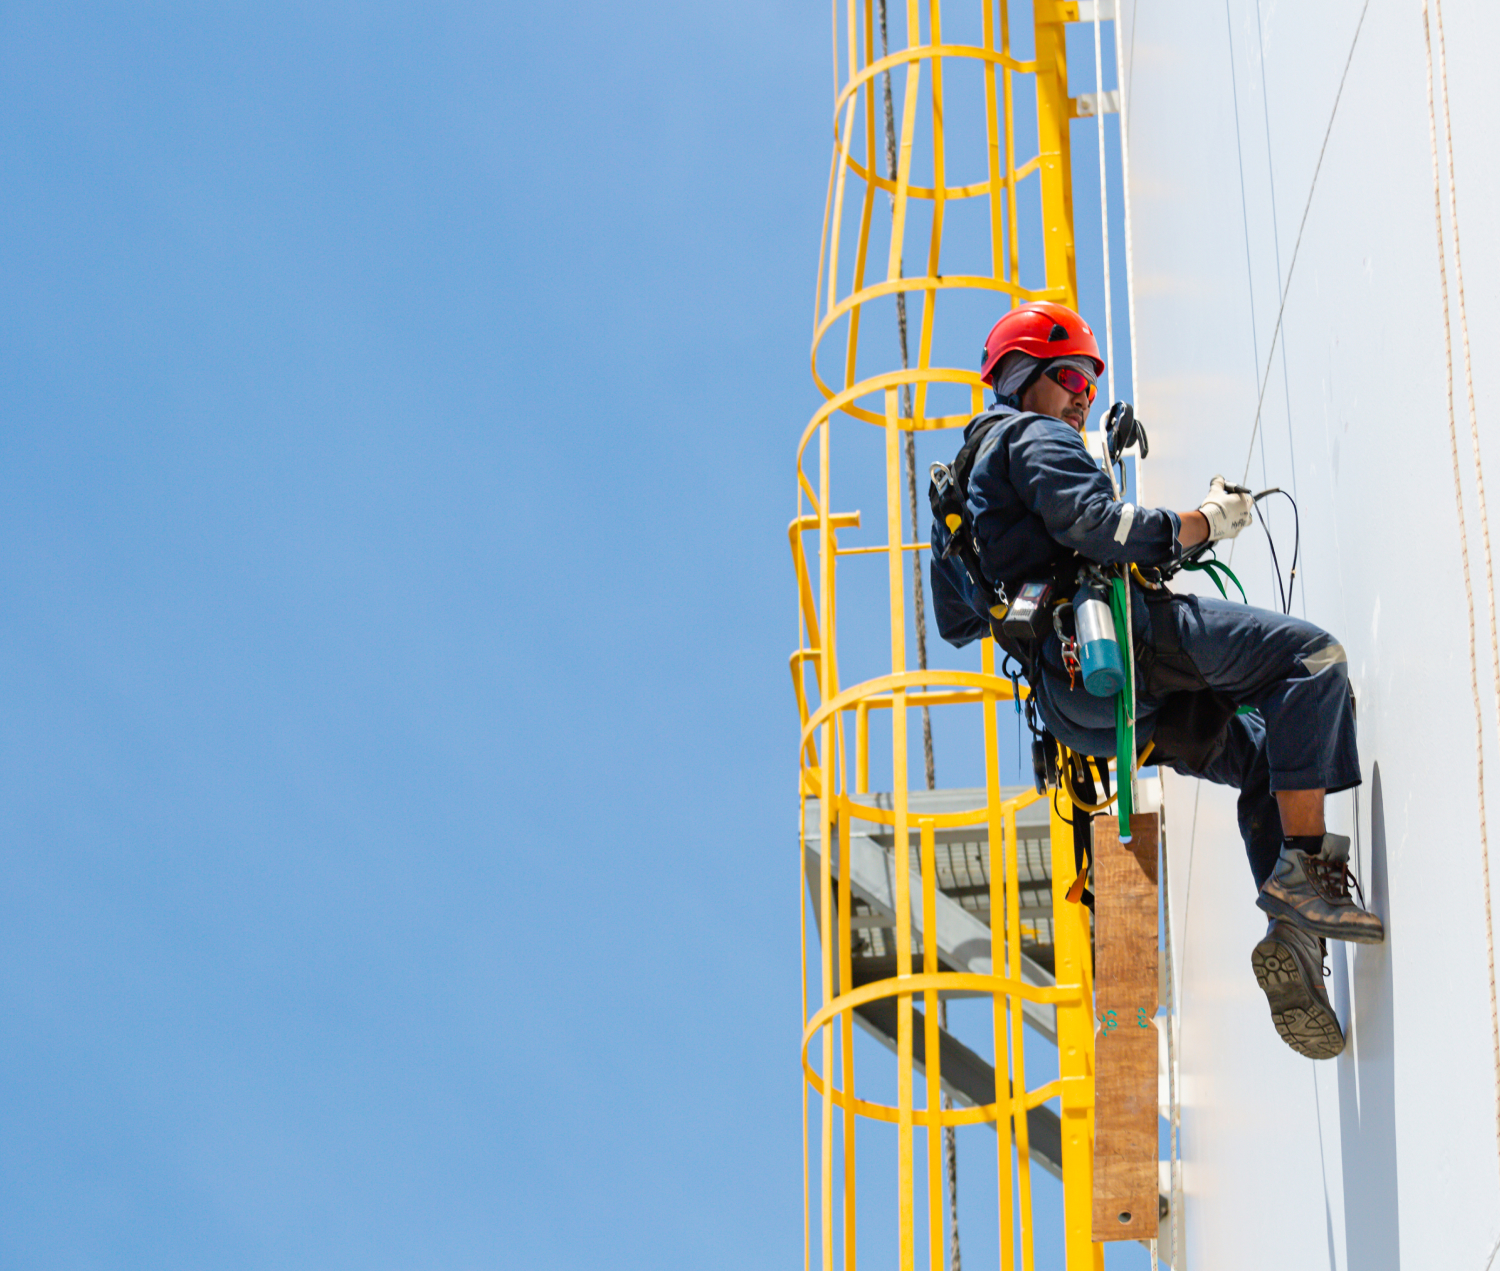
851, 826, 1058, 976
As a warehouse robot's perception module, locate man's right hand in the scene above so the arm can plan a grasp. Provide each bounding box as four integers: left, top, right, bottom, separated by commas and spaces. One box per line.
1199, 475, 1255, 542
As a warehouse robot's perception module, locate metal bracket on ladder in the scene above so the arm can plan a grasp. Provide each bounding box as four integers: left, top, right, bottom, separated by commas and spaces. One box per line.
1072, 90, 1121, 117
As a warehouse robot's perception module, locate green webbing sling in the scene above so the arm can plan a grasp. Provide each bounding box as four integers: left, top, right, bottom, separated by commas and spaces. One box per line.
1180, 552, 1247, 603
1105, 555, 1252, 842
1109, 574, 1134, 841
1181, 551, 1260, 716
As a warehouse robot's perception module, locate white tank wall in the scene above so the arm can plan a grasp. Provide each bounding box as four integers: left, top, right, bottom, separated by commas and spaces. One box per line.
1120, 0, 1500, 1265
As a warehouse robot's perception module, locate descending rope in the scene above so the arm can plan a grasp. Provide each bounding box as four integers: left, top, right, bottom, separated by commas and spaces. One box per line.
1160, 814, 1184, 1270
1251, 0, 1301, 552
1424, 0, 1500, 1173
1238, 0, 1370, 486
1222, 0, 1270, 501
1113, 16, 1175, 1263
876, 4, 955, 1263
1090, 8, 1115, 408
905, 428, 936, 791
1085, 14, 1134, 842
1112, 0, 1140, 427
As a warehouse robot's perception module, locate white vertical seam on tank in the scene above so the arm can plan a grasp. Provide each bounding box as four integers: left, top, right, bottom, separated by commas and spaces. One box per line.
1426, 0, 1500, 1181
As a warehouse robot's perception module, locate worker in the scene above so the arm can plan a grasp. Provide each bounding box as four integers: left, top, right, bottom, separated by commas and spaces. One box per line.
929, 301, 1383, 1061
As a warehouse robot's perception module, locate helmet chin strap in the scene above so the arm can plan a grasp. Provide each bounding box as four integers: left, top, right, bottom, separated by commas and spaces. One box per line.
1006, 367, 1047, 412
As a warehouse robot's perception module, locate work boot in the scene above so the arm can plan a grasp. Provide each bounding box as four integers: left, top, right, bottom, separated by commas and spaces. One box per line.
1251, 919, 1346, 1060
1254, 833, 1385, 944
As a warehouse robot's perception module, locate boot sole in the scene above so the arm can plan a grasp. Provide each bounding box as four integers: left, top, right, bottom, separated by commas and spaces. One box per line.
1251, 936, 1346, 1060
1254, 892, 1385, 945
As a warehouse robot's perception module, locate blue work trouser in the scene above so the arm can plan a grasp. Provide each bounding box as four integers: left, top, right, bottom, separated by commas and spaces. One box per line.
1035, 592, 1360, 890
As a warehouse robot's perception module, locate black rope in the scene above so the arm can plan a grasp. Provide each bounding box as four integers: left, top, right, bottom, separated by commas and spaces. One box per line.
878, 5, 953, 1265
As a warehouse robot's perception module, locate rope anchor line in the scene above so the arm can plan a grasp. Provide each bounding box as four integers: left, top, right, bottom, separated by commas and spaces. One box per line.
1423, 0, 1500, 1187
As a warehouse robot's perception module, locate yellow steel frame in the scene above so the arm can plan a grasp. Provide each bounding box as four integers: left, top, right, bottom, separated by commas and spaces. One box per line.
792, 2, 1102, 1269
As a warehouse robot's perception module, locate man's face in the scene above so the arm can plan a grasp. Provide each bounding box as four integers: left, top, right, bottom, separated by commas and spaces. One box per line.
1020, 370, 1092, 432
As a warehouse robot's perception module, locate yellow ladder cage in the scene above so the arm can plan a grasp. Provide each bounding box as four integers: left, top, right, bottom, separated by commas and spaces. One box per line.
791, 2, 1111, 1269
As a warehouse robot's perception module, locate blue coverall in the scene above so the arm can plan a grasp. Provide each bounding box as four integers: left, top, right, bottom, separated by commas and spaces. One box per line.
930, 404, 1360, 889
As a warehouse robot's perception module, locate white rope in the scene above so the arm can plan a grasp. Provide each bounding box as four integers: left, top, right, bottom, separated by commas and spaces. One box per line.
1113, 19, 1180, 1257
1161, 816, 1184, 1270
1091, 7, 1115, 408
1425, 0, 1500, 1174
1086, 8, 1136, 823
1113, 0, 1140, 422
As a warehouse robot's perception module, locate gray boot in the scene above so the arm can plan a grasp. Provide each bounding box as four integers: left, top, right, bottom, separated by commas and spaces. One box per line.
1251, 919, 1346, 1060
1255, 833, 1385, 944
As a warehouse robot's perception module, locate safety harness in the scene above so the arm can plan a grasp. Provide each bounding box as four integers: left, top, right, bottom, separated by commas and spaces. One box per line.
929, 403, 1248, 907
928, 409, 1029, 626
928, 410, 1084, 673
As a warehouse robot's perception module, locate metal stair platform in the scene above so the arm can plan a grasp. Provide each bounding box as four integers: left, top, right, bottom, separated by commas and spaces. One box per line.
804, 785, 1169, 1222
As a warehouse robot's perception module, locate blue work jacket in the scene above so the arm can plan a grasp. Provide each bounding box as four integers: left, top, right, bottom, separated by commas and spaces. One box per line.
929, 403, 1183, 754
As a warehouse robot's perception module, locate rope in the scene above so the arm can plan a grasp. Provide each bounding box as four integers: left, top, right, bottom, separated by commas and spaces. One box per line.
1085, 12, 1135, 844
1238, 0, 1370, 486
906, 425, 935, 792
1091, 6, 1115, 408
1161, 805, 1184, 1270
1424, 0, 1500, 1176
1114, 21, 1180, 1259
1222, 0, 1270, 499
1251, 0, 1301, 550
1112, 0, 1140, 422
877, 3, 954, 1260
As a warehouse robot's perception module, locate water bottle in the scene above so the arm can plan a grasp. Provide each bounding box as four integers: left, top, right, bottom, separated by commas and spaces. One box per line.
1073, 580, 1124, 697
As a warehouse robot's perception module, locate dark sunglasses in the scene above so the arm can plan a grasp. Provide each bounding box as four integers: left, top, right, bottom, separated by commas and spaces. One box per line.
1045, 364, 1097, 403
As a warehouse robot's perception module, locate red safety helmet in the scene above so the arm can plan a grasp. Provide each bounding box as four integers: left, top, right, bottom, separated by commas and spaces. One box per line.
979, 302, 1105, 385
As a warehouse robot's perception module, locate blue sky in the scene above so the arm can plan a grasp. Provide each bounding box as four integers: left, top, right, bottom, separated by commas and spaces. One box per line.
0, 4, 1135, 1268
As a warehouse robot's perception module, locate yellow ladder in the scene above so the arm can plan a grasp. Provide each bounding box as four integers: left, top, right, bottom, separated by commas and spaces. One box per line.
792, 3, 1112, 1269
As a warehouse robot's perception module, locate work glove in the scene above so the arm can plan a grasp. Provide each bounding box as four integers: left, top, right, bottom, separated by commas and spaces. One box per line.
1198, 475, 1254, 542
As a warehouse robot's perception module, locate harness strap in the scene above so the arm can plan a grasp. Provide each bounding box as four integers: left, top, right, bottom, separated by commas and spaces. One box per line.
1064, 753, 1098, 910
